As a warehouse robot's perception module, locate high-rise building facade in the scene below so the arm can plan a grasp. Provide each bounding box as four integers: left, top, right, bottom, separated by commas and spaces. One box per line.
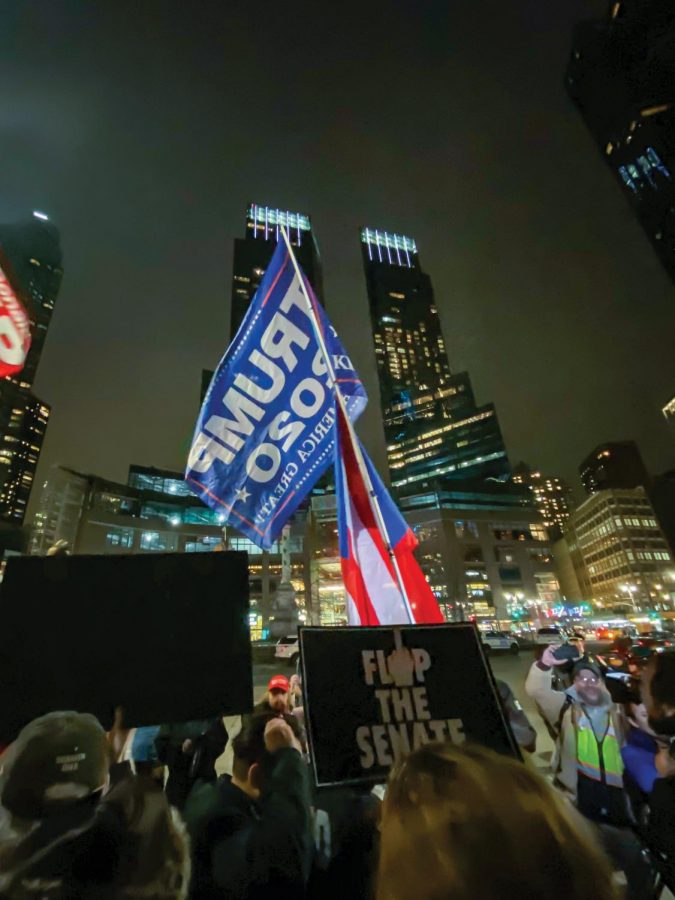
360, 227, 510, 489
564, 486, 674, 609
308, 484, 559, 625
0, 214, 62, 532
512, 463, 575, 539
230, 204, 324, 339
579, 441, 650, 494
0, 390, 50, 527
565, 2, 675, 280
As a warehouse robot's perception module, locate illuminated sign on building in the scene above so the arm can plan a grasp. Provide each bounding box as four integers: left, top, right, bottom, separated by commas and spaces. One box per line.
247, 204, 311, 244
360, 227, 417, 267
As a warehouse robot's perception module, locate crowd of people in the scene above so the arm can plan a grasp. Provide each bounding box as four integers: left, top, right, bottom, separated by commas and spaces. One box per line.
0, 648, 673, 898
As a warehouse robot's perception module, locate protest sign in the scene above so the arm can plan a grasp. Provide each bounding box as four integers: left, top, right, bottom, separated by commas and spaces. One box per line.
300, 623, 519, 787
0, 552, 252, 742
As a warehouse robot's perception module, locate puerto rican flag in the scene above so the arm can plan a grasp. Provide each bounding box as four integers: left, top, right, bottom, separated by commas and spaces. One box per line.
334, 401, 444, 626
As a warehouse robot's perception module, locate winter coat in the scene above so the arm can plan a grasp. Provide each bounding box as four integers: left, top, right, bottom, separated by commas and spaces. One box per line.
184, 747, 313, 900
0, 775, 190, 900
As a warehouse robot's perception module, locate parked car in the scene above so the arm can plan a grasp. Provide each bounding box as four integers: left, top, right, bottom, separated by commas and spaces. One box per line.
634, 631, 674, 651
535, 626, 567, 646
481, 631, 519, 655
274, 634, 299, 664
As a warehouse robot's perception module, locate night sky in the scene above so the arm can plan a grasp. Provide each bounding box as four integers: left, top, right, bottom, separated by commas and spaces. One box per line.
2, 0, 674, 512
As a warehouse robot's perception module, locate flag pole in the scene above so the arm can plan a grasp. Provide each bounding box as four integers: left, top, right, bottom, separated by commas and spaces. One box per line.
279, 226, 415, 625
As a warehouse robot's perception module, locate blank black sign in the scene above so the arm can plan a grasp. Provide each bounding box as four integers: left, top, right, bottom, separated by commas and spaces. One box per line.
300, 624, 519, 787
0, 552, 252, 742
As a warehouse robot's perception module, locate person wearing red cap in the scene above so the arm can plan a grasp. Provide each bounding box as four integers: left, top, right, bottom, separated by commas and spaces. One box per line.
253, 675, 305, 751
257, 674, 292, 715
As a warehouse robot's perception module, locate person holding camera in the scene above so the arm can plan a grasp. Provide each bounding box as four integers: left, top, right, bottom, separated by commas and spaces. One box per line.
526, 646, 628, 823
526, 646, 655, 899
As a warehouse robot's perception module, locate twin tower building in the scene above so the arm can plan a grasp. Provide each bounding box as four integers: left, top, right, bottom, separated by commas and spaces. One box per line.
223, 204, 511, 498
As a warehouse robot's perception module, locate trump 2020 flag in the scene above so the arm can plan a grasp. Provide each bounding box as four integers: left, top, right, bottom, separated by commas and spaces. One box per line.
186, 238, 367, 550
335, 401, 444, 626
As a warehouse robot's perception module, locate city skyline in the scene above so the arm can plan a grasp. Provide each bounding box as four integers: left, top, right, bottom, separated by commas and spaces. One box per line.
1, 0, 673, 518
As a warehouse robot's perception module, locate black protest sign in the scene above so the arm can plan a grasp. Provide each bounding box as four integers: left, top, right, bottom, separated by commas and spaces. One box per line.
300, 624, 519, 787
0, 552, 252, 742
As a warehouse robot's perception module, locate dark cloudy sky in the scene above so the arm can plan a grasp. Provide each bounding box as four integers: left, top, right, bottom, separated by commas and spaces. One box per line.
2, 0, 674, 511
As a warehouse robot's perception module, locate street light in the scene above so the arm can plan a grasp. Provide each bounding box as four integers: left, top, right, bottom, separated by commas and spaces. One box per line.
620, 583, 638, 613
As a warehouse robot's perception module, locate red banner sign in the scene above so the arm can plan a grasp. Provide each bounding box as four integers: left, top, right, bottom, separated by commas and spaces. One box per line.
0, 264, 31, 378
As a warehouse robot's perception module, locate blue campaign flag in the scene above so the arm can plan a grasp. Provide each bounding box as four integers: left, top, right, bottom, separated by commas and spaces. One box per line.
186, 238, 367, 550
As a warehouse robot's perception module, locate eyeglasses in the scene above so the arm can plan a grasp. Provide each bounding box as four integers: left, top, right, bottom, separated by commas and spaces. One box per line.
576, 674, 599, 685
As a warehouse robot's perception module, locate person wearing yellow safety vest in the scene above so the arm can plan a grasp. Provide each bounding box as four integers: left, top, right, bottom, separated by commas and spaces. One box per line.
528, 649, 657, 900
526, 648, 631, 827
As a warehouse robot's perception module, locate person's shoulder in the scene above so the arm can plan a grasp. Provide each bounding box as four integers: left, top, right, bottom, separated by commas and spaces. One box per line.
185, 778, 254, 847
183, 779, 224, 831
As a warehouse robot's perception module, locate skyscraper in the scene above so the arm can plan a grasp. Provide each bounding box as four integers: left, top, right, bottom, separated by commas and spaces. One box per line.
360, 227, 509, 489
230, 204, 324, 340
565, 2, 675, 280
579, 440, 650, 495
0, 214, 62, 533
512, 463, 575, 539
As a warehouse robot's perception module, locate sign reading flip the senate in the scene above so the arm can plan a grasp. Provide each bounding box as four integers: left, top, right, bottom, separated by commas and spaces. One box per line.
300, 624, 519, 787
186, 239, 367, 550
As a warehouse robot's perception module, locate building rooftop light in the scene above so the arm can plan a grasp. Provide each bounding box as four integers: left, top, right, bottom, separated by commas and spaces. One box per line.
361, 227, 417, 266
247, 204, 311, 232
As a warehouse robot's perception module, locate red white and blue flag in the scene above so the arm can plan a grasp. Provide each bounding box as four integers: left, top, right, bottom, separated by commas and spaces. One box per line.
334, 401, 444, 626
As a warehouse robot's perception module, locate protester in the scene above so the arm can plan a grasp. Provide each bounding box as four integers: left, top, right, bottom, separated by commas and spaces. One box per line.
155, 718, 227, 810
0, 710, 190, 899
252, 675, 305, 749
641, 650, 675, 887
376, 741, 617, 900
309, 785, 381, 900
525, 646, 630, 825
620, 697, 658, 820
184, 712, 313, 900
525, 646, 656, 898
254, 674, 292, 715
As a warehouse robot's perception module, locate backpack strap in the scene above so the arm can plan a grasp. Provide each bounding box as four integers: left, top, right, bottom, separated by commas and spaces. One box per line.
553, 696, 574, 780
555, 695, 573, 737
